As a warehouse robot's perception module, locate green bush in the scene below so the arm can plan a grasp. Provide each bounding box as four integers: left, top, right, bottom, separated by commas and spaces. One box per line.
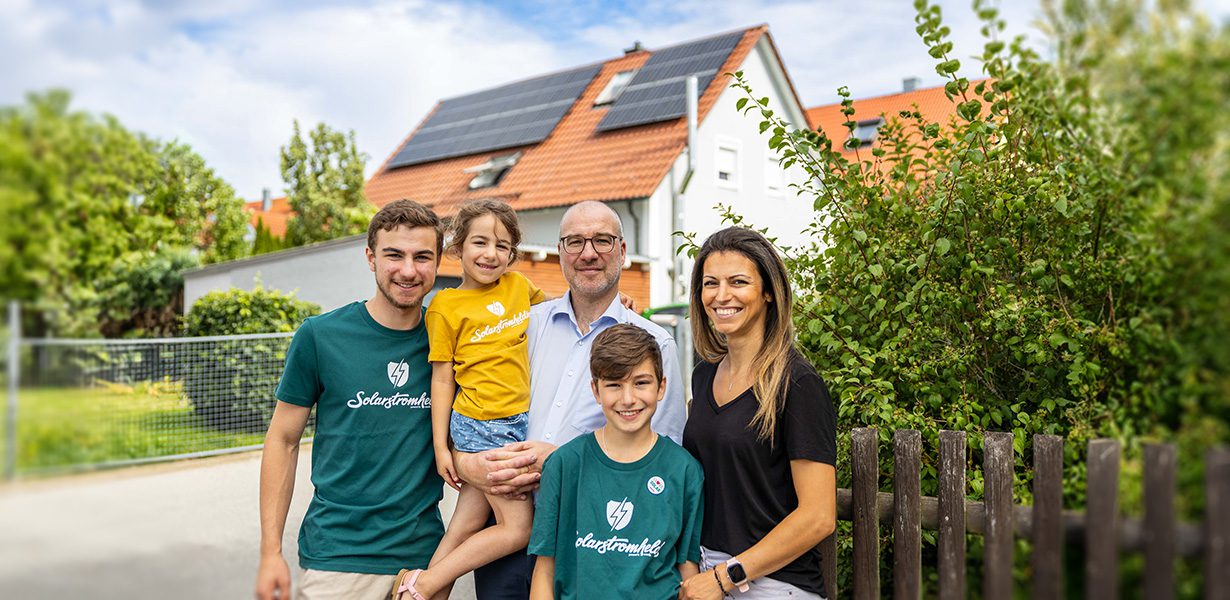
183, 286, 319, 431
96, 246, 199, 338
718, 0, 1228, 595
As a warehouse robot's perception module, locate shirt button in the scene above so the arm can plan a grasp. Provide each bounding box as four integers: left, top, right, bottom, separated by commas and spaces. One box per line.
567, 370, 573, 377
556, 402, 562, 407
545, 433, 552, 439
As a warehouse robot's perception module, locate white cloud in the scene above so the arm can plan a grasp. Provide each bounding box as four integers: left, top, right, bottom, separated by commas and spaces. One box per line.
1, 0, 1225, 200
0, 0, 564, 199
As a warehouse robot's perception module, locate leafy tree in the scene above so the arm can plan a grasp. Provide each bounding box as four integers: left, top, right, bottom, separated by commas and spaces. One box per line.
280, 120, 373, 245
251, 217, 289, 256
721, 0, 1227, 594
95, 247, 199, 338
0, 90, 247, 336
144, 141, 249, 263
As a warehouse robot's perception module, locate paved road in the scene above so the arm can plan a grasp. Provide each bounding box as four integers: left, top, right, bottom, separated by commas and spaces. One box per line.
0, 446, 476, 599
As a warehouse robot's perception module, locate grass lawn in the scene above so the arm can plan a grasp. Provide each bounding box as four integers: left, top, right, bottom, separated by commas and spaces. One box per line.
2, 381, 270, 474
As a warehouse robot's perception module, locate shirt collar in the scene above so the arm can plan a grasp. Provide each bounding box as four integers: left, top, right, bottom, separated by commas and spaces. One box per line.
549, 291, 627, 331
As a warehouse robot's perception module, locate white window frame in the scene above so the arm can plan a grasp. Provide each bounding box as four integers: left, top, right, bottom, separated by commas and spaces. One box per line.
715, 137, 741, 191
764, 151, 784, 196
594, 70, 637, 106
854, 117, 884, 147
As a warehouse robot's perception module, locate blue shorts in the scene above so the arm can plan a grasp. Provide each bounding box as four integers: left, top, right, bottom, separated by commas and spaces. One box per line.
450, 410, 528, 453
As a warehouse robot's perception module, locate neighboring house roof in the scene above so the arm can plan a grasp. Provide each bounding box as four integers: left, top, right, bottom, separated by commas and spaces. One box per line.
244, 196, 291, 238
366, 26, 773, 217
805, 81, 982, 159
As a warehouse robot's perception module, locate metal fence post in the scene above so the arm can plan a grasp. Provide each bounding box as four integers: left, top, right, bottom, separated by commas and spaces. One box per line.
6, 300, 18, 480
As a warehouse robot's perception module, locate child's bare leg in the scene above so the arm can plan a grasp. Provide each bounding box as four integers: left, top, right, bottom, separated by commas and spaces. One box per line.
431, 485, 490, 565
408, 491, 533, 598
425, 484, 490, 600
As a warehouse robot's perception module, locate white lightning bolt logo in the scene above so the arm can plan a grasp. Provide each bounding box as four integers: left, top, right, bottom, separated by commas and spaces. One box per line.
606, 498, 634, 531
387, 360, 409, 388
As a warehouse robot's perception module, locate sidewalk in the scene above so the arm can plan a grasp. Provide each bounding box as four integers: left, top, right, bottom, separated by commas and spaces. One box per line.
0, 447, 475, 599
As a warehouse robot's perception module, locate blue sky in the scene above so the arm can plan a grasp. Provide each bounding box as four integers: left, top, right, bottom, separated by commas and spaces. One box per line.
2, 0, 1227, 201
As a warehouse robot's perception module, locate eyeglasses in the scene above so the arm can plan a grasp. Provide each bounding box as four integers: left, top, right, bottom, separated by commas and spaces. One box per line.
559, 234, 621, 254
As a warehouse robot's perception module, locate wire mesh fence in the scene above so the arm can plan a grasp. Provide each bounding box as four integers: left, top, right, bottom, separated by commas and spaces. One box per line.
3, 330, 312, 476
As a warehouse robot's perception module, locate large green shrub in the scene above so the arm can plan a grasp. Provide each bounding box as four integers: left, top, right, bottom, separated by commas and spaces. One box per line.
721, 0, 1227, 594
95, 246, 200, 338
183, 286, 319, 431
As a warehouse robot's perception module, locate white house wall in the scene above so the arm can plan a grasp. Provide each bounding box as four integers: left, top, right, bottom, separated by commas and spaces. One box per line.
517, 201, 645, 255
183, 236, 377, 315
653, 37, 816, 297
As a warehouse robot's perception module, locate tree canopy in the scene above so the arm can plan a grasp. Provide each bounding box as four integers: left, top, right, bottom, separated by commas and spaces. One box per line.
0, 90, 248, 336
280, 120, 373, 246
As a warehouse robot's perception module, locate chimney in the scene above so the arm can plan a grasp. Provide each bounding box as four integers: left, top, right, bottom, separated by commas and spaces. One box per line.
902, 77, 920, 93
624, 41, 644, 55
261, 188, 271, 212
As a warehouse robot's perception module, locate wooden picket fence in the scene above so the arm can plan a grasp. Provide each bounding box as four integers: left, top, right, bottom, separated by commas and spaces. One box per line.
817, 428, 1230, 599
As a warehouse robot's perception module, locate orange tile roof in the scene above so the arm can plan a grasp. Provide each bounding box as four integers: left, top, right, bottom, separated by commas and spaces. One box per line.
244, 196, 292, 238
365, 26, 769, 217
805, 80, 986, 162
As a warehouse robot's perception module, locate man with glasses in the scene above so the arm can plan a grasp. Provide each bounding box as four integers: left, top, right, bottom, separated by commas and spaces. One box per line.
453, 200, 686, 599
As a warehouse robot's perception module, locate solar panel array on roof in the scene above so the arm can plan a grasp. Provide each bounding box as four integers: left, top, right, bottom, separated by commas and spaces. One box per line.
596, 31, 743, 132
387, 65, 601, 168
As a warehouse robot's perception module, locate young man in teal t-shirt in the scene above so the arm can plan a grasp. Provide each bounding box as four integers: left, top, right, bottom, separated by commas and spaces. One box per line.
528, 324, 704, 600
255, 200, 447, 600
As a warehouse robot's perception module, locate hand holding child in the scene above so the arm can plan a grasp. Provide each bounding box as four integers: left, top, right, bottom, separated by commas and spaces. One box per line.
435, 446, 464, 491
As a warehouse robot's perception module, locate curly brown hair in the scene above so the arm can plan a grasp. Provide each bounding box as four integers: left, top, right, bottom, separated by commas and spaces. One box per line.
366, 199, 443, 257
446, 199, 522, 263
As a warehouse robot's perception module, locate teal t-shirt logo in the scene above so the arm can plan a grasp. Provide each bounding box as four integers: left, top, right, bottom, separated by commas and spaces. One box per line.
387, 359, 410, 387
606, 498, 634, 530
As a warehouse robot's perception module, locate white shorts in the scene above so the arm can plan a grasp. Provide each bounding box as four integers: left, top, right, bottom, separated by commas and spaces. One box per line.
295, 568, 398, 600
700, 545, 826, 599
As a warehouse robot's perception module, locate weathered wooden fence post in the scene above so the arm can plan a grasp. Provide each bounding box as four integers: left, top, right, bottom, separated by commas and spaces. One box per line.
1207, 447, 1230, 600
1031, 434, 1064, 600
894, 429, 922, 599
1144, 444, 1177, 600
1086, 438, 1121, 599
851, 427, 879, 599
983, 432, 1014, 599
938, 430, 967, 600
820, 524, 837, 600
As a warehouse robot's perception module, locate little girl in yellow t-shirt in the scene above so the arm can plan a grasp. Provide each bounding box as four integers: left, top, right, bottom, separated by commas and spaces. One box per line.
394, 199, 545, 600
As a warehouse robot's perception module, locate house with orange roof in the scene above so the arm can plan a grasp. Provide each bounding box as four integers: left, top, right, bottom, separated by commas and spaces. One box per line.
365, 24, 813, 307
805, 78, 978, 168
243, 190, 292, 238
185, 25, 815, 315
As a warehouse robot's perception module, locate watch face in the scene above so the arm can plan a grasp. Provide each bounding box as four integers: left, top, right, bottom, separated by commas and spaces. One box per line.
728, 563, 747, 584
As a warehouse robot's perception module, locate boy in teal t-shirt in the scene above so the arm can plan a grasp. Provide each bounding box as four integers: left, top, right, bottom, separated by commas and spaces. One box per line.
528, 324, 703, 600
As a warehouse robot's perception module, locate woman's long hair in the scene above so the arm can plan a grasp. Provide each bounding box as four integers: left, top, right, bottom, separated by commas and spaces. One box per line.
689, 226, 797, 444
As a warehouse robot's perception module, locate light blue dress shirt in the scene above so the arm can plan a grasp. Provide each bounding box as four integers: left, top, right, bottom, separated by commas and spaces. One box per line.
526, 293, 686, 446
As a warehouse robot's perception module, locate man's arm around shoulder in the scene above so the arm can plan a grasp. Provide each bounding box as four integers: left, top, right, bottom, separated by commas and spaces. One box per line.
255, 400, 312, 600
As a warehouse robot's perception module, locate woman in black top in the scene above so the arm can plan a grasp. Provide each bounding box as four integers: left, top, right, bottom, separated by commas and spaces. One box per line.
679, 227, 837, 599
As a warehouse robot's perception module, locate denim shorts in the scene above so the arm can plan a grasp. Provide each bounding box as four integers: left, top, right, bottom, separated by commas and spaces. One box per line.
450, 410, 528, 453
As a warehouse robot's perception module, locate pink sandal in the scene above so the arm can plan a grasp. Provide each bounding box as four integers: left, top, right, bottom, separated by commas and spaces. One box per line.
391, 569, 427, 600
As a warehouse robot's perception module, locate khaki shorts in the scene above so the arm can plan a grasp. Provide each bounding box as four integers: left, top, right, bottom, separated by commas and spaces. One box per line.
296, 568, 398, 600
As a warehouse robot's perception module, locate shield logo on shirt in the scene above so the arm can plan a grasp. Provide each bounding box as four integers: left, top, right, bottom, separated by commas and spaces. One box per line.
486, 301, 506, 317
387, 360, 409, 388
606, 498, 634, 531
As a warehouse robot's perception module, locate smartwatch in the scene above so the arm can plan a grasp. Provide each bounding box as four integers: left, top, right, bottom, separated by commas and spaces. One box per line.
724, 558, 751, 593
